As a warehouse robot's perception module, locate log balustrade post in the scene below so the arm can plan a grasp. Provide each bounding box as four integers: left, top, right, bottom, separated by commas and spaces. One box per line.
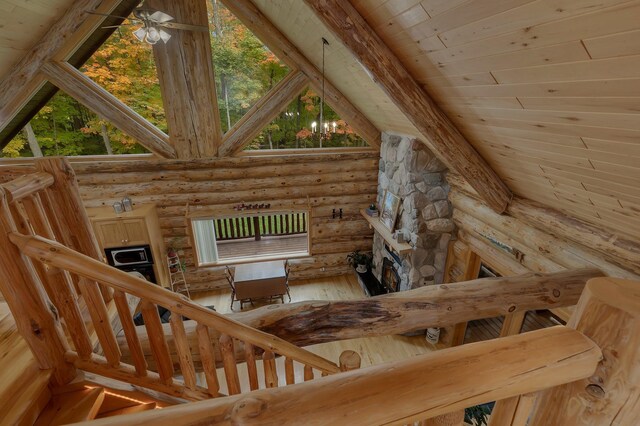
339, 350, 361, 372
529, 277, 640, 425
0, 188, 76, 387
34, 157, 113, 301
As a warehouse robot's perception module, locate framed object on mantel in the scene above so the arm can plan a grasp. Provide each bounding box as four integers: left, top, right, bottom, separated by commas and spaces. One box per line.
379, 190, 401, 232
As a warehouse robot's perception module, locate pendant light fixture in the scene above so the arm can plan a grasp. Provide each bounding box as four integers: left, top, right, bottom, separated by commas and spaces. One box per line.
319, 37, 329, 147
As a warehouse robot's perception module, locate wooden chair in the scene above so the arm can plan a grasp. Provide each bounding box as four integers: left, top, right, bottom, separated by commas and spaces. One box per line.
226, 266, 253, 310
284, 259, 292, 302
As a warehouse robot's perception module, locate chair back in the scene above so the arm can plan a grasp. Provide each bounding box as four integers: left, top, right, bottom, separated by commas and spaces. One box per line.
225, 266, 235, 290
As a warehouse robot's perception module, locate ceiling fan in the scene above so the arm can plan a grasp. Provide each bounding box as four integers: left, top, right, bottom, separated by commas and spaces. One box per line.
89, 6, 209, 45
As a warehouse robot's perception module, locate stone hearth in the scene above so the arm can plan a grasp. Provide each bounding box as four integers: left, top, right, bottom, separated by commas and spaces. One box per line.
372, 133, 454, 291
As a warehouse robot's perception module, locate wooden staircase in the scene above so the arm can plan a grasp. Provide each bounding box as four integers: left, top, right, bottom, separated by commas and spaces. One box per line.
0, 158, 350, 422
34, 384, 164, 424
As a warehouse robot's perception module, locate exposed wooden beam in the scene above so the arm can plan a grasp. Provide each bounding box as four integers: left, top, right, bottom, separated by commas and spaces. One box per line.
0, 0, 121, 133
41, 62, 177, 159
305, 0, 513, 213
147, 0, 222, 159
219, 70, 310, 157
223, 268, 600, 346
220, 0, 381, 149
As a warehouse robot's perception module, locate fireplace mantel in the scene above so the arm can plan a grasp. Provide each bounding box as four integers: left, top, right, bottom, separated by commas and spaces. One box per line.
360, 209, 412, 254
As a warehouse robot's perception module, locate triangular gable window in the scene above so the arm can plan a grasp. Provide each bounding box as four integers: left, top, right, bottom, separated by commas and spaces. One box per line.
1, 11, 160, 158
1, 89, 147, 158
245, 86, 367, 150
208, 0, 290, 133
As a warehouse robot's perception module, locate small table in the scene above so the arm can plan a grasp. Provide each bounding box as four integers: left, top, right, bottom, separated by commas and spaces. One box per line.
233, 260, 288, 305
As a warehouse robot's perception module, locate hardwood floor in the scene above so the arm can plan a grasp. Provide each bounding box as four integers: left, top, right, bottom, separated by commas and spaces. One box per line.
464, 311, 562, 344
193, 273, 435, 393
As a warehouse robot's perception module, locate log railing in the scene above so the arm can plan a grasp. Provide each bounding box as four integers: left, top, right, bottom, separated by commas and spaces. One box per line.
0, 160, 341, 403
71, 276, 640, 426
72, 326, 602, 425
11, 231, 342, 400
0, 158, 120, 387
214, 212, 307, 242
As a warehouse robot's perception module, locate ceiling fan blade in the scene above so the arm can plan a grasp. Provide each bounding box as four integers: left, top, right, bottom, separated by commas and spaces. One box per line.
159, 29, 172, 43
133, 27, 148, 43
160, 22, 209, 32
149, 10, 174, 23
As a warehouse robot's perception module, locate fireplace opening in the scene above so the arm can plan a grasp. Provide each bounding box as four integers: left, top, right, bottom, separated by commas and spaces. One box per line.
381, 257, 400, 292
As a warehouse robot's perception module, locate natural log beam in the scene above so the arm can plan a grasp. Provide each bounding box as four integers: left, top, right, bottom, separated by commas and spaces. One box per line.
120, 269, 601, 370
305, 0, 512, 213
231, 269, 600, 345
69, 151, 378, 173
219, 70, 310, 156
1, 172, 53, 203
220, 0, 381, 149
0, 0, 123, 132
0, 0, 109, 130
82, 326, 601, 426
147, 0, 222, 159
41, 62, 177, 159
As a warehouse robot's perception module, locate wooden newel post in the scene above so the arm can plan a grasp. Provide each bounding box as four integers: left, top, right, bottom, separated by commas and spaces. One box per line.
0, 188, 76, 387
529, 277, 640, 425
339, 350, 361, 372
34, 157, 121, 364
35, 157, 112, 301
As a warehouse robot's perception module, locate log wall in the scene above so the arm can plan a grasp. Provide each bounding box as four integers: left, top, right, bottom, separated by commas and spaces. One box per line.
446, 185, 640, 321
0, 152, 378, 292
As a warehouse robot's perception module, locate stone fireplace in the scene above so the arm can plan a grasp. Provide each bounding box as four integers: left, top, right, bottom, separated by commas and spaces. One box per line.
372, 133, 454, 291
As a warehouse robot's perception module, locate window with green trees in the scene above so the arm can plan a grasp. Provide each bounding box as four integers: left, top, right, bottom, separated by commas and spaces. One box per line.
2, 0, 368, 158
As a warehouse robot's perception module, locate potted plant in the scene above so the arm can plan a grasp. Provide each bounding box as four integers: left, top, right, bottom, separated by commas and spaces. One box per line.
347, 250, 372, 273
365, 203, 378, 217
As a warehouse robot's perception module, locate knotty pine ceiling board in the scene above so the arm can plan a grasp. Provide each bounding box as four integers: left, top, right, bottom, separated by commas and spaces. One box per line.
348, 0, 640, 237
0, 0, 71, 80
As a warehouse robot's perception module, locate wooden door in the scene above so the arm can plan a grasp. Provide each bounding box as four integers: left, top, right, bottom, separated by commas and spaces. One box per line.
94, 221, 126, 247
121, 219, 149, 246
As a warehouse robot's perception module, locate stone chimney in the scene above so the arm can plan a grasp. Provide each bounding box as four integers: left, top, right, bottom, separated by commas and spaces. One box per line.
372, 133, 454, 291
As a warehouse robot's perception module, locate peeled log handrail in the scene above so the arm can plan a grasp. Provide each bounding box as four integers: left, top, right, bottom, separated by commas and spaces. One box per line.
75, 326, 601, 425
1, 171, 54, 202
10, 232, 340, 375
228, 268, 602, 345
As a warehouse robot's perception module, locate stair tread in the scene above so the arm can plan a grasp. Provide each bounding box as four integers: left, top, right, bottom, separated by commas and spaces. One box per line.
4, 370, 52, 426
35, 387, 105, 425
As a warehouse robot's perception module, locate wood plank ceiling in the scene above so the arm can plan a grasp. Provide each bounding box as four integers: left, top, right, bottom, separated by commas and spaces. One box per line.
266, 0, 640, 239
1, 0, 639, 240
0, 0, 70, 79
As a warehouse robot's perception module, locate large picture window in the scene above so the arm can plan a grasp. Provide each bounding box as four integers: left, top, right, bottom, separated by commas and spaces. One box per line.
191, 210, 309, 265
